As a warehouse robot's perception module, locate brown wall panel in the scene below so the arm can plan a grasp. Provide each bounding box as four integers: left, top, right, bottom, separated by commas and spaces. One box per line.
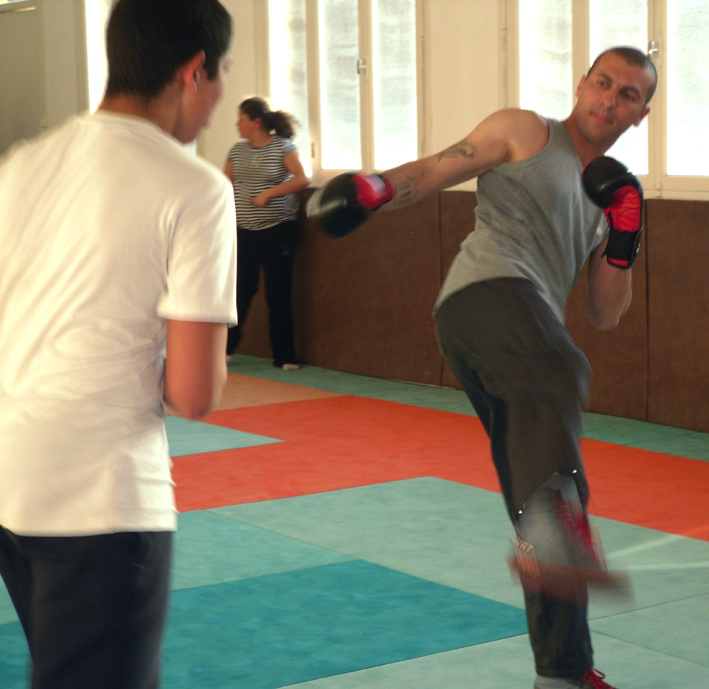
296, 192, 443, 384
438, 190, 478, 389
565, 253, 648, 421
439, 190, 478, 268
232, 188, 709, 432
646, 199, 709, 431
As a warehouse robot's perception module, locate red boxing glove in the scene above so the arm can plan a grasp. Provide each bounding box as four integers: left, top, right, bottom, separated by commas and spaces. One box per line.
352, 173, 394, 210
605, 185, 642, 233
306, 172, 394, 239
582, 156, 643, 269
603, 185, 643, 268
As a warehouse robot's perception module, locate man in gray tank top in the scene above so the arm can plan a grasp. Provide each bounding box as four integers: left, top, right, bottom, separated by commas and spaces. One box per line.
308, 47, 657, 689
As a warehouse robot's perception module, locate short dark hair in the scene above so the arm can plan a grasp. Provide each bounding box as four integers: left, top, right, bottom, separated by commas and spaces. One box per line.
104, 0, 232, 100
588, 46, 658, 104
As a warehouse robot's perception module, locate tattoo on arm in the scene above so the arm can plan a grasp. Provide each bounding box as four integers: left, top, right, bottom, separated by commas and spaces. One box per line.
391, 176, 418, 208
437, 140, 479, 162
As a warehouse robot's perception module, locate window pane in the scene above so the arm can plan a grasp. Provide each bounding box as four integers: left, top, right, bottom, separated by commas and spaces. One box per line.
589, 0, 648, 175
319, 0, 361, 169
519, 0, 572, 119
667, 0, 709, 176
269, 0, 311, 174
372, 0, 417, 170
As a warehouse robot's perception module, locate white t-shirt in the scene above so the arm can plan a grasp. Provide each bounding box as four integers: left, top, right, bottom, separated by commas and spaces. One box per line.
0, 112, 237, 536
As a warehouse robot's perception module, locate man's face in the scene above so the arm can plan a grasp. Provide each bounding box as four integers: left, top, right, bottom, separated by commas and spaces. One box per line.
176, 53, 232, 144
572, 52, 655, 149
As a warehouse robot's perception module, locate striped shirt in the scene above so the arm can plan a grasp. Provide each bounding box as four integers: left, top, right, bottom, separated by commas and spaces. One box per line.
227, 136, 299, 230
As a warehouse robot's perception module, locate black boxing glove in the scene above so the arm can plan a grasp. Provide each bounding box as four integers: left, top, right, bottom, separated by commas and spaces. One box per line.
582, 156, 643, 269
306, 172, 394, 239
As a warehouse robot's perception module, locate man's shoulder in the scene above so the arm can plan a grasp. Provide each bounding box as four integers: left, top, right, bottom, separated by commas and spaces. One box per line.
493, 109, 549, 163
473, 108, 548, 158
166, 150, 231, 201
3, 115, 82, 159
485, 108, 547, 130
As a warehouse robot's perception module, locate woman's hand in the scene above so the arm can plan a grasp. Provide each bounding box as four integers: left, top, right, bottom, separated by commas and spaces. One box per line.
251, 191, 271, 208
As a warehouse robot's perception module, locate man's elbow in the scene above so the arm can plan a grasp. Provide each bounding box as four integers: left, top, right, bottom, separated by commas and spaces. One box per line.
587, 288, 631, 332
164, 374, 227, 420
165, 396, 215, 421
172, 398, 217, 421
588, 302, 625, 331
590, 312, 621, 331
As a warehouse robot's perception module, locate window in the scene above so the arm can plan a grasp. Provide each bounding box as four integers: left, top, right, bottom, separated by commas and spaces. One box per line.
518, 0, 572, 121
268, 0, 420, 179
268, 0, 311, 167
318, 0, 361, 169
666, 0, 708, 177
370, 0, 418, 170
589, 0, 648, 176
509, 0, 709, 197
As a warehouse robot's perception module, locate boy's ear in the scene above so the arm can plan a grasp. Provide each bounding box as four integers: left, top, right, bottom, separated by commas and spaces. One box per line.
179, 51, 207, 94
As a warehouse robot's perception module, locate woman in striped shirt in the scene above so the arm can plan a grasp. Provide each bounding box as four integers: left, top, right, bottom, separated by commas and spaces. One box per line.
223, 97, 310, 369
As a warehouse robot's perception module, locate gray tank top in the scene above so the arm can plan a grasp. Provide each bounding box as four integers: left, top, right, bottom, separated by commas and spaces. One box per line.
435, 118, 607, 322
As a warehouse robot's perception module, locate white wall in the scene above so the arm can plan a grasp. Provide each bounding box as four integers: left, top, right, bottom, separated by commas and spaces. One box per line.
43, 0, 89, 126
422, 0, 504, 155
0, 3, 45, 154
0, 0, 87, 154
198, 0, 264, 171
421, 0, 504, 189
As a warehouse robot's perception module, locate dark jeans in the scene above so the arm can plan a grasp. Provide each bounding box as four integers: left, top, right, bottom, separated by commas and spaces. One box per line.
434, 278, 594, 678
0, 526, 173, 689
227, 220, 299, 366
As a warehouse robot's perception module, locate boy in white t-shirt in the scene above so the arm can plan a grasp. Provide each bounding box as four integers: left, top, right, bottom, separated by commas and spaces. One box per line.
0, 1, 236, 687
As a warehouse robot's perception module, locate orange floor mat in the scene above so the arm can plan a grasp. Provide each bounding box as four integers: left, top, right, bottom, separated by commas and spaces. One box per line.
173, 395, 709, 541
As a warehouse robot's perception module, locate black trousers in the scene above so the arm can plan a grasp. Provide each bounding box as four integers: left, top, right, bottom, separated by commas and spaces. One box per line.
0, 526, 172, 689
434, 278, 594, 678
227, 220, 299, 366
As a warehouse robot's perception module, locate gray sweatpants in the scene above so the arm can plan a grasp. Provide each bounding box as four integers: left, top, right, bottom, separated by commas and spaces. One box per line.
435, 277, 594, 678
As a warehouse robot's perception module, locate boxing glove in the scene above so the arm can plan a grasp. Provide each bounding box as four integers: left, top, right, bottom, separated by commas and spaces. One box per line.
582, 156, 643, 269
306, 172, 394, 238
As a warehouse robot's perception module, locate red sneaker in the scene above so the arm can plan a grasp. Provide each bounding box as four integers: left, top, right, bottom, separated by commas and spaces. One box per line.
534, 668, 616, 688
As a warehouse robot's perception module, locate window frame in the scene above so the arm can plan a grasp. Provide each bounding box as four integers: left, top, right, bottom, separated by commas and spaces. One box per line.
263, 0, 424, 185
